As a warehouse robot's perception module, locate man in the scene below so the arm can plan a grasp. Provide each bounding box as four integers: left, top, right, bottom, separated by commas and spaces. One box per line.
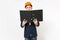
21, 2, 39, 40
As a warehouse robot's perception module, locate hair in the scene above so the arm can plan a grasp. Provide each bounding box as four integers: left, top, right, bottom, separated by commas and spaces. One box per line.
25, 5, 32, 8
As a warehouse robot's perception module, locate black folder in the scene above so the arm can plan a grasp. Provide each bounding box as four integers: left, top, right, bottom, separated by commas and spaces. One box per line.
20, 10, 43, 22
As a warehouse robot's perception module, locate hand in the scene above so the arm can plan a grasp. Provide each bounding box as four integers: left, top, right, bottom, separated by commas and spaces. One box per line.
33, 18, 38, 26
22, 19, 27, 25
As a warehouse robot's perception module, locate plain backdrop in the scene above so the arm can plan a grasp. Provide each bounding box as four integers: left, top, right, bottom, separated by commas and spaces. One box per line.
0, 0, 60, 40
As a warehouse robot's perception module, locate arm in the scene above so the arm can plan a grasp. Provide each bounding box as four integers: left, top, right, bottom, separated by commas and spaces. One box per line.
33, 18, 39, 26
21, 19, 28, 28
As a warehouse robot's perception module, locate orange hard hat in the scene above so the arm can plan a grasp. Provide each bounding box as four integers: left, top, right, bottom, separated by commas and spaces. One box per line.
25, 2, 32, 7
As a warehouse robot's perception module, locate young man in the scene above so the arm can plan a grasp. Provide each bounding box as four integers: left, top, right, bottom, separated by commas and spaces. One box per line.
21, 2, 39, 40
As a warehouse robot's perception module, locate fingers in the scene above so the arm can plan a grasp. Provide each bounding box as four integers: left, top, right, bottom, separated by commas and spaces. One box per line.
33, 18, 37, 21
23, 19, 26, 21
23, 19, 28, 23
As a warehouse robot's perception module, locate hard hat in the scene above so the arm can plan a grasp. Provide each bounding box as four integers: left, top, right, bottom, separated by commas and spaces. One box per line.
25, 2, 32, 7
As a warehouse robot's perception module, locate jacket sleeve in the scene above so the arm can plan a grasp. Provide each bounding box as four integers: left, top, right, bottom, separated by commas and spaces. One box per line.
20, 22, 24, 28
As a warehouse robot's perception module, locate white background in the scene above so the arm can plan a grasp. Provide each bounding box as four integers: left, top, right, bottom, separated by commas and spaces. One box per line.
0, 0, 60, 40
